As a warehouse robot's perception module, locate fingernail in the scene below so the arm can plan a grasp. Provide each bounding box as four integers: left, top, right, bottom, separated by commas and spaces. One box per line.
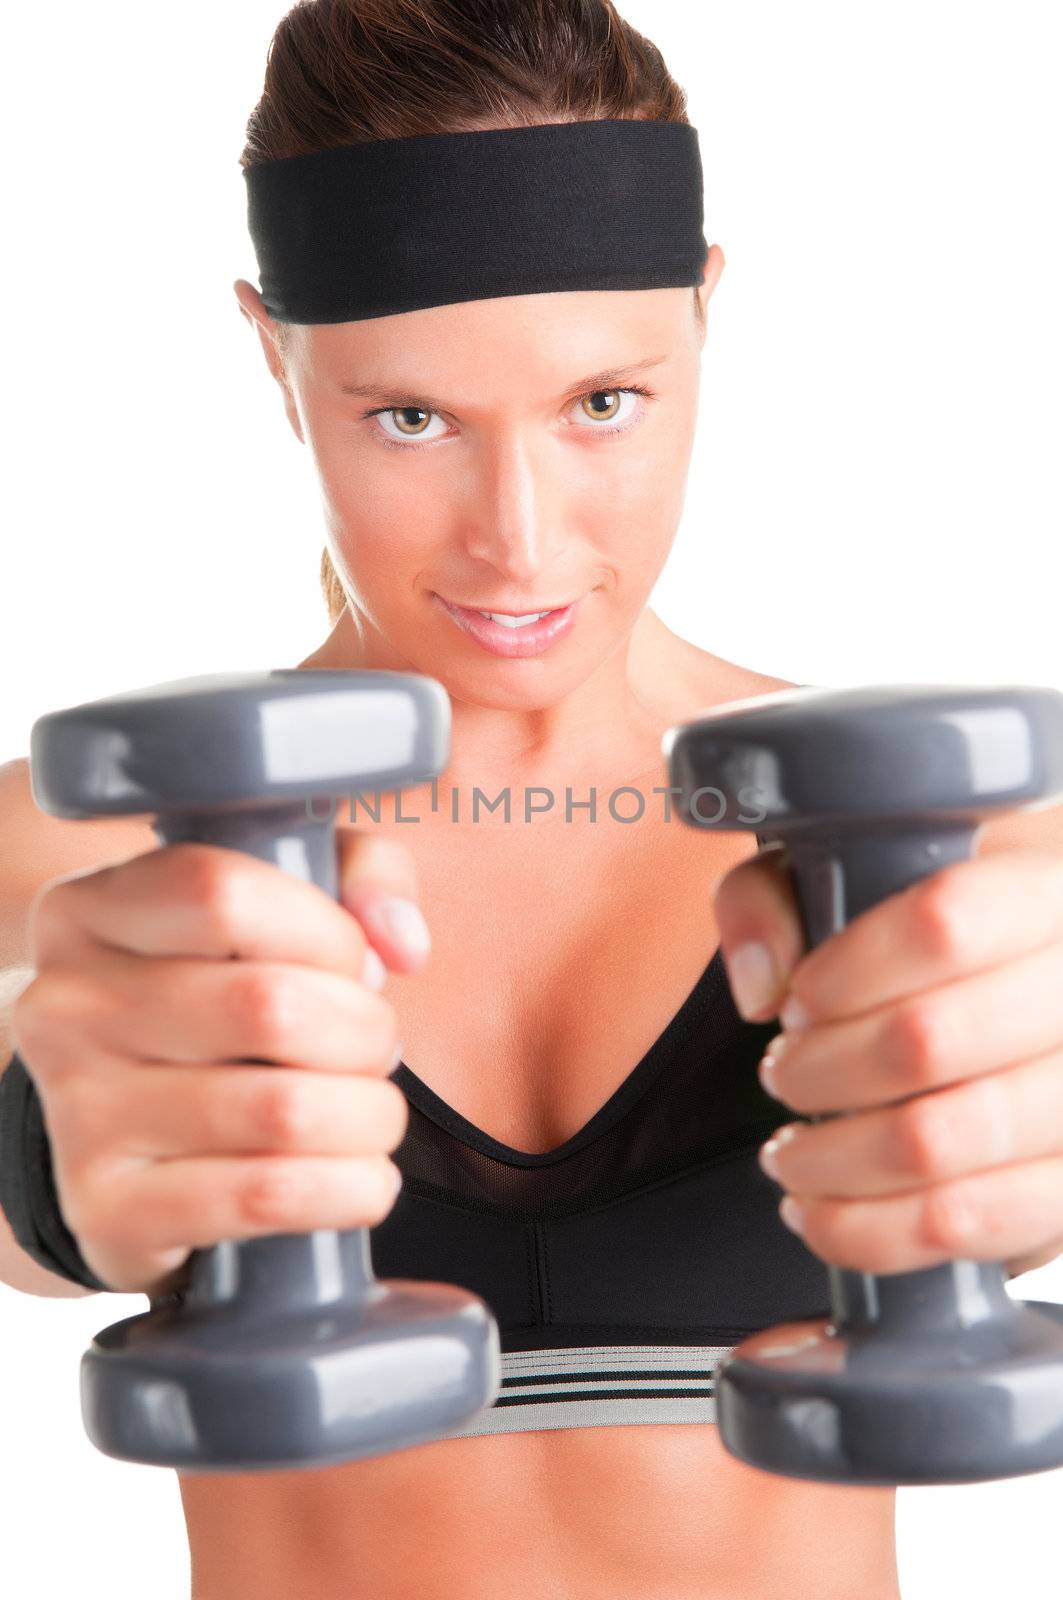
757, 1030, 793, 1093
758, 1055, 776, 1096
727, 941, 782, 1020
359, 896, 431, 961
779, 1196, 806, 1236
758, 1138, 783, 1181
780, 992, 811, 1031
361, 946, 388, 991
759, 1123, 799, 1180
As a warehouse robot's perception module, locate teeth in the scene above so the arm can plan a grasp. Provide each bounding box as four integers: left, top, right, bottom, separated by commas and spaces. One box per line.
477, 611, 550, 628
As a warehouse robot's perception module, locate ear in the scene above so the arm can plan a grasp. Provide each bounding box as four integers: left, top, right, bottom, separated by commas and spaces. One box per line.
232, 278, 305, 444
696, 244, 726, 339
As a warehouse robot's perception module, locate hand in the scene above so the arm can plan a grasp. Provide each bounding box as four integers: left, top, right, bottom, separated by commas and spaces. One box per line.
12, 829, 431, 1298
712, 842, 1063, 1280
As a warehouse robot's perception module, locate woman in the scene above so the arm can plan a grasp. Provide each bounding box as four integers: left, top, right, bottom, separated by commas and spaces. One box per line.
12, 3, 1063, 1598
170, 3, 903, 1597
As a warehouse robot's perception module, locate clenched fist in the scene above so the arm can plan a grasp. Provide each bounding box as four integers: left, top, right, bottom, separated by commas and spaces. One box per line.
11, 832, 430, 1299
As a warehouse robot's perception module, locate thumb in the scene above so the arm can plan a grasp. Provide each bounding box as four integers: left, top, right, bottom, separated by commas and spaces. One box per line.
712, 842, 805, 1022
337, 831, 432, 982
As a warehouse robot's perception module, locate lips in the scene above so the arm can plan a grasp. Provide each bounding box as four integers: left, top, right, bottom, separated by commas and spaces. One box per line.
472, 609, 554, 628
446, 602, 573, 617
434, 594, 585, 658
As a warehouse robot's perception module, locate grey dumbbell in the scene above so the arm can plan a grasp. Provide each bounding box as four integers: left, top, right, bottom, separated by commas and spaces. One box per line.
664, 683, 1063, 1485
30, 669, 500, 1472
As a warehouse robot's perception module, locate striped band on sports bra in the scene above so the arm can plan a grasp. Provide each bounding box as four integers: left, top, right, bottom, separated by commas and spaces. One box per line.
431, 1343, 736, 1438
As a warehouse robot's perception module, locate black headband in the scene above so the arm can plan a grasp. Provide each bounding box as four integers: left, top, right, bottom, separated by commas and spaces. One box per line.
243, 119, 709, 325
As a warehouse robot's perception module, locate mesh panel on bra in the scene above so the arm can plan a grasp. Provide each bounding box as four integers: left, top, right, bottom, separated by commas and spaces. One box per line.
387, 944, 791, 1222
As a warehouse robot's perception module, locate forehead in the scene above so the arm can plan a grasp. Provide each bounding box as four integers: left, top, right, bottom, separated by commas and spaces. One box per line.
292, 285, 693, 388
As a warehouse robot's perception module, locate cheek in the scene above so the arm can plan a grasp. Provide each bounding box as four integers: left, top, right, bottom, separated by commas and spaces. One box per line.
591, 444, 689, 555
314, 442, 431, 565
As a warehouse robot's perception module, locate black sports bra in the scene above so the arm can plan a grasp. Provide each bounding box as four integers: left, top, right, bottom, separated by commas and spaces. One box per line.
374, 930, 832, 1439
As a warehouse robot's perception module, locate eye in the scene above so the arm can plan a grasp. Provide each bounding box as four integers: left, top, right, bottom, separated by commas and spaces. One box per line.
570, 387, 643, 432
364, 385, 652, 449
370, 405, 449, 445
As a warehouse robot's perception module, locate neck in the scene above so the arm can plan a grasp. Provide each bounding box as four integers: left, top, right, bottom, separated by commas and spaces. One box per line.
298, 603, 685, 795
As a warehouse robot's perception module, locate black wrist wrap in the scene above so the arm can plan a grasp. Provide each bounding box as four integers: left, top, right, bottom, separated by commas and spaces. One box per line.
0, 1052, 111, 1292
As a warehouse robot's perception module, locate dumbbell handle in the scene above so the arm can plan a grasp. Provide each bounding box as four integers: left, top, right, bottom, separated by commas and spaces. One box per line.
783, 823, 975, 947
771, 818, 1012, 1341
152, 800, 377, 1312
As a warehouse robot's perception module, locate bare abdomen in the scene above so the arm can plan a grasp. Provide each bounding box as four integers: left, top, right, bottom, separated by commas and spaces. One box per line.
179, 1421, 900, 1600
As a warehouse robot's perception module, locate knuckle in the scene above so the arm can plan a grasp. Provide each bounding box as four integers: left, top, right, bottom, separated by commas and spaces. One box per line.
252, 1076, 313, 1151
11, 973, 93, 1073
180, 848, 245, 936
239, 1163, 299, 1227
908, 875, 971, 964
887, 999, 954, 1091
895, 1094, 956, 1180
227, 966, 297, 1045
920, 1182, 976, 1255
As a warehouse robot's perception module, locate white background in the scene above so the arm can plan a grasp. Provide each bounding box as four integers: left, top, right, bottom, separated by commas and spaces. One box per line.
2, 2, 1061, 1596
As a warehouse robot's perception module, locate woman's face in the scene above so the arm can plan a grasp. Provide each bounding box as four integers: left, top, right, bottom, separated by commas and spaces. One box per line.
237, 264, 720, 710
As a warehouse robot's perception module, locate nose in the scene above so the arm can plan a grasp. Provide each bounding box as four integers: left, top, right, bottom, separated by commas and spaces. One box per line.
461, 426, 567, 579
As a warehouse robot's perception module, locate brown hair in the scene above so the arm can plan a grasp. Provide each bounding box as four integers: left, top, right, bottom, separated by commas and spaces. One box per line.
240, 0, 705, 627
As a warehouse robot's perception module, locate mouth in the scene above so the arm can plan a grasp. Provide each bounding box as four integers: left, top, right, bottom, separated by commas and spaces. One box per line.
433, 594, 586, 657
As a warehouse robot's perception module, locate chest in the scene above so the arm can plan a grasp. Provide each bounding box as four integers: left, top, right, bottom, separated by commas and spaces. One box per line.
369, 813, 755, 1155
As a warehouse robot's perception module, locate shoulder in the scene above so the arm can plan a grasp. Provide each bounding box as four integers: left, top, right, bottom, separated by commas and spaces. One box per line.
676, 638, 800, 719
0, 758, 158, 961
631, 605, 800, 722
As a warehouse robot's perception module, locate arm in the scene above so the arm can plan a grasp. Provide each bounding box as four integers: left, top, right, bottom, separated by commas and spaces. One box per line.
0, 757, 157, 1297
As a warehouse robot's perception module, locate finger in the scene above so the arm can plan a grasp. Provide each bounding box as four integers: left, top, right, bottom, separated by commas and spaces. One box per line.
31, 842, 371, 979
22, 951, 398, 1074
778, 1151, 1063, 1277
53, 1060, 409, 1164
712, 842, 807, 1020
760, 938, 1063, 1114
758, 1045, 1063, 1200
337, 831, 431, 973
68, 1150, 404, 1258
780, 849, 1063, 1029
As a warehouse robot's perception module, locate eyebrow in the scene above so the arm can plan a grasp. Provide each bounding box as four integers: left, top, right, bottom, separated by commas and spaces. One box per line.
339, 353, 669, 410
